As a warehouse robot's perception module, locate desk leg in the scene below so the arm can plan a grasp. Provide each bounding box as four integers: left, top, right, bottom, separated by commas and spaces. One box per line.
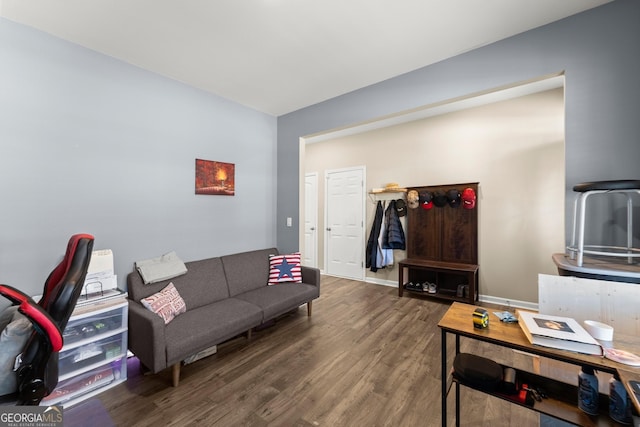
441, 328, 447, 427
442, 332, 463, 427
454, 334, 460, 426
455, 374, 460, 426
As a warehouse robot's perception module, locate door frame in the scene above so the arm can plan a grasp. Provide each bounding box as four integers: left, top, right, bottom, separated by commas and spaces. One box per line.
323, 165, 366, 280
303, 172, 319, 268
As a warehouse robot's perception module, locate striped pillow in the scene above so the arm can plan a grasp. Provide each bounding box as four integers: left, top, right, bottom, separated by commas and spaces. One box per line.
140, 282, 186, 324
268, 253, 302, 285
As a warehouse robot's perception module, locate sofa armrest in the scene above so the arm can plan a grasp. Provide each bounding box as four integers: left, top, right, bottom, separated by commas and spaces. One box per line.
128, 301, 167, 373
301, 266, 320, 289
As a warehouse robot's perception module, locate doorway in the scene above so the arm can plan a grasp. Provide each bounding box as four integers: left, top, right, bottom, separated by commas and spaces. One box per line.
304, 82, 564, 303
324, 167, 365, 280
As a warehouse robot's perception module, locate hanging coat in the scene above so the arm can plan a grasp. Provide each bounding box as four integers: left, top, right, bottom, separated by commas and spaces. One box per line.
383, 200, 406, 250
377, 204, 393, 268
365, 201, 384, 272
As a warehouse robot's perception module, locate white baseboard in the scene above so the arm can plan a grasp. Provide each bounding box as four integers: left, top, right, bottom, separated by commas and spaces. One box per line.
364, 277, 397, 288
478, 294, 538, 311
363, 277, 538, 310
325, 274, 540, 310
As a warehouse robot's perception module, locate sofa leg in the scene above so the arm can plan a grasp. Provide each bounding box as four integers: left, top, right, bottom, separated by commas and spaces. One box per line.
307, 301, 312, 317
247, 328, 252, 340
172, 363, 180, 387
139, 361, 151, 375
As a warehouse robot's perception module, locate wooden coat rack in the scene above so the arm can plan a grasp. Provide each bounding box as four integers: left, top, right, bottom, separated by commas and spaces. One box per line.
398, 182, 479, 303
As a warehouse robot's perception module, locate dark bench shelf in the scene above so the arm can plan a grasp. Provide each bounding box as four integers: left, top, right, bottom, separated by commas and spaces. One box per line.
398, 259, 479, 304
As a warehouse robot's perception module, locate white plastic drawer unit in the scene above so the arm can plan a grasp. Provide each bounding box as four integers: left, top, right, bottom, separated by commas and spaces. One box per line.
59, 334, 124, 376
41, 298, 128, 407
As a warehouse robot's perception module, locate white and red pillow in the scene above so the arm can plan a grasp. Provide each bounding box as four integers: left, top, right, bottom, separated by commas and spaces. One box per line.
140, 282, 186, 324
268, 253, 302, 285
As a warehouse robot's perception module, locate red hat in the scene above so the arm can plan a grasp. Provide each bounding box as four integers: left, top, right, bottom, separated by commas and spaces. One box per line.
461, 187, 476, 209
419, 191, 433, 210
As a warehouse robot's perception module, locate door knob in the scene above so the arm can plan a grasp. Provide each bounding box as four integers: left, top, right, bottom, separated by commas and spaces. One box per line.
326, 227, 331, 231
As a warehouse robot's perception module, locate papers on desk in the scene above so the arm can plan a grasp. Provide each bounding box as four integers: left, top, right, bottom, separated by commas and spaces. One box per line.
82, 249, 117, 296
517, 310, 603, 356
77, 249, 125, 307
493, 311, 518, 323
75, 288, 126, 307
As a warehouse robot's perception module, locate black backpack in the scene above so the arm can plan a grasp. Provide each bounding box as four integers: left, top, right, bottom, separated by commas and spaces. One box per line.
452, 353, 503, 392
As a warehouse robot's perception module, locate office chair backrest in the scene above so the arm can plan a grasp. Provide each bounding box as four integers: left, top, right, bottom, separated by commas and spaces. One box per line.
16, 233, 94, 404
39, 234, 94, 332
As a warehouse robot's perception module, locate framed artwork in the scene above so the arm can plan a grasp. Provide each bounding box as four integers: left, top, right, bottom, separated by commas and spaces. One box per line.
195, 159, 235, 196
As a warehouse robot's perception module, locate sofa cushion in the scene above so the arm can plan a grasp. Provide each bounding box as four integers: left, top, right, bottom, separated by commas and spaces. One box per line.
128, 257, 229, 311
164, 298, 262, 366
140, 282, 187, 324
235, 282, 319, 321
268, 253, 302, 285
222, 248, 276, 297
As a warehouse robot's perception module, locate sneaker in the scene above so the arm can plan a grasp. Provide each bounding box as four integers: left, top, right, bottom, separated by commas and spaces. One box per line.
406, 282, 421, 292
422, 282, 436, 292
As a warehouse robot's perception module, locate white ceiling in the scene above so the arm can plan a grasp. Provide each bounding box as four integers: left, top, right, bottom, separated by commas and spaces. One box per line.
1, 0, 612, 116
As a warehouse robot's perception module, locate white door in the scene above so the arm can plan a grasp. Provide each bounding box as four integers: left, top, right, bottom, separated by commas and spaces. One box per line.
325, 167, 365, 280
303, 173, 318, 268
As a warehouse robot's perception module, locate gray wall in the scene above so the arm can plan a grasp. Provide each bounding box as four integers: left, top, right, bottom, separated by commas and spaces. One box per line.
0, 18, 277, 298
277, 0, 640, 255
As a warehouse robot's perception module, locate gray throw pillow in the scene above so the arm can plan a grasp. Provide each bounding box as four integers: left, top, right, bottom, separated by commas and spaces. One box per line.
0, 311, 32, 396
0, 306, 18, 334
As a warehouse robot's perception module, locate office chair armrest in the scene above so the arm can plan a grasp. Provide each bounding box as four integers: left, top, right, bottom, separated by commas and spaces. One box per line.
0, 284, 63, 352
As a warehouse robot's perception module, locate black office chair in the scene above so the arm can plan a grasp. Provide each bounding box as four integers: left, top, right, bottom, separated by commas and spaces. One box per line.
0, 233, 94, 405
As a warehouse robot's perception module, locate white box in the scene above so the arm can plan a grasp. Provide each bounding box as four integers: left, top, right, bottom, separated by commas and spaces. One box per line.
86, 249, 114, 276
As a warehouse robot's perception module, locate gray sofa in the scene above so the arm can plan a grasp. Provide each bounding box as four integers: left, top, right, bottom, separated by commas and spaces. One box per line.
126, 248, 320, 386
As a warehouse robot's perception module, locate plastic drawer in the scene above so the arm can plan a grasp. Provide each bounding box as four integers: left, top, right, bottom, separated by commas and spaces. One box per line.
63, 310, 123, 345
59, 334, 124, 377
42, 360, 123, 406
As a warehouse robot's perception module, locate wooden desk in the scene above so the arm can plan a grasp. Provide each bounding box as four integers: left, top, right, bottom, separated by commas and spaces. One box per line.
438, 302, 640, 426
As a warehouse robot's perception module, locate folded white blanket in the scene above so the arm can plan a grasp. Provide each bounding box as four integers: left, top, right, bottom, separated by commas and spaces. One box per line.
136, 251, 188, 284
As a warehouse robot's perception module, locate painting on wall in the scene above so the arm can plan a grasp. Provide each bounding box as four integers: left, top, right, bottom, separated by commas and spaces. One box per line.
195, 159, 235, 196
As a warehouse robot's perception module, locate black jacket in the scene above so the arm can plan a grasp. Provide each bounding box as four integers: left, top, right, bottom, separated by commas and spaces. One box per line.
366, 201, 384, 272
383, 200, 406, 250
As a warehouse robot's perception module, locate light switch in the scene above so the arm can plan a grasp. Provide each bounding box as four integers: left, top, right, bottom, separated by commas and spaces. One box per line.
286, 217, 292, 227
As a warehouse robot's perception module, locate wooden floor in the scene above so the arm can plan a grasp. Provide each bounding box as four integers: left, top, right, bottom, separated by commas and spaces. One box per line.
70, 276, 540, 426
